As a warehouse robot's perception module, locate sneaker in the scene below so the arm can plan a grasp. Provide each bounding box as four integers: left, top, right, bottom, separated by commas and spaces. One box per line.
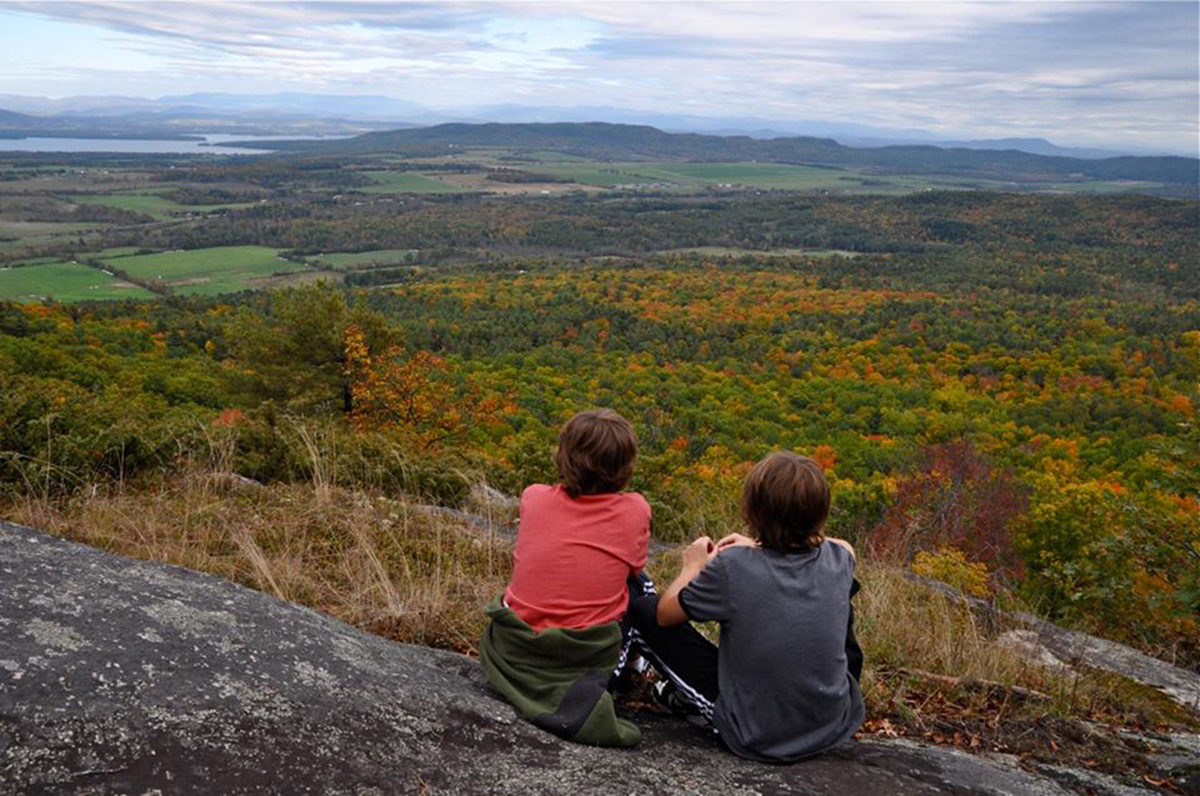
611, 654, 655, 700
652, 681, 708, 727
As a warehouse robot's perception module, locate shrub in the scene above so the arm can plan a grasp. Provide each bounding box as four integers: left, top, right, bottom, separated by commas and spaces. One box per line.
912, 547, 991, 598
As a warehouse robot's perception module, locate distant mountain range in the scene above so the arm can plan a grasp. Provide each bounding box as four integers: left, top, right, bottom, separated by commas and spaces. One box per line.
0, 94, 406, 138
0, 92, 1190, 159
3, 102, 1191, 186
248, 121, 1198, 187
843, 137, 1142, 161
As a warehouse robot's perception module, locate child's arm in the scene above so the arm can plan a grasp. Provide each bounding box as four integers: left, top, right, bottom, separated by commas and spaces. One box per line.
656, 536, 718, 626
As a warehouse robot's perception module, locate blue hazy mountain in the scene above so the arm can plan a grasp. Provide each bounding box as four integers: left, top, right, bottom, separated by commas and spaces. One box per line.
0, 93, 1190, 158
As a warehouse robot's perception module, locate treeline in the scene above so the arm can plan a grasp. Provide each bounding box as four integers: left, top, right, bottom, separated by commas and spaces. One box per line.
3, 247, 1197, 662
46, 192, 1198, 298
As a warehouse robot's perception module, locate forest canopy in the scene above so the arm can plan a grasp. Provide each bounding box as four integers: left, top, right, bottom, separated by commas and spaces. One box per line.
0, 161, 1197, 666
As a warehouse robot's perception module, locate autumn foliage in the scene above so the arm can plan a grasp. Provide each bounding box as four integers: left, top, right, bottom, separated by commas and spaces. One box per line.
342, 324, 501, 449
871, 441, 1026, 581
2, 190, 1197, 664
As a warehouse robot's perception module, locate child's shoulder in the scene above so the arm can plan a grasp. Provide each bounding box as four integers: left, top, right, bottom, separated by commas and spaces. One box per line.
521, 485, 649, 519
519, 483, 558, 511
521, 483, 556, 499
622, 490, 651, 510
822, 537, 856, 561
820, 538, 857, 573
610, 490, 651, 523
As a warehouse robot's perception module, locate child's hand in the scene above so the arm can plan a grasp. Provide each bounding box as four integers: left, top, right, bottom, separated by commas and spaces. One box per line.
682, 536, 717, 570
716, 532, 758, 551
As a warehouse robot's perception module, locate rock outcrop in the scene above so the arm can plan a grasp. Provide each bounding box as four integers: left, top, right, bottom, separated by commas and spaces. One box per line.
1, 521, 1194, 795
910, 574, 1200, 714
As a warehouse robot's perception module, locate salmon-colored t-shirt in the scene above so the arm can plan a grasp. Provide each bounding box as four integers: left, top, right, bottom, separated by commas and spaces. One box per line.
504, 483, 651, 631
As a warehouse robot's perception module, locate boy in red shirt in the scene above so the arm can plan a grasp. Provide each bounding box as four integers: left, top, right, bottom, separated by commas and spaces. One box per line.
480, 409, 650, 746
504, 408, 650, 630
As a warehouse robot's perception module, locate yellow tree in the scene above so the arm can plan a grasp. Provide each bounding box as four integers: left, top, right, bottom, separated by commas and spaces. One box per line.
343, 325, 501, 449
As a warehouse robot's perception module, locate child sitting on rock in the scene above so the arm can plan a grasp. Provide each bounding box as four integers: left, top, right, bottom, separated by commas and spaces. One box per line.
480, 408, 650, 747
627, 450, 864, 762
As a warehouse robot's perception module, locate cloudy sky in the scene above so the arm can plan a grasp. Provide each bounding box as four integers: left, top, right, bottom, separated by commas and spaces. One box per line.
1, 1, 1196, 152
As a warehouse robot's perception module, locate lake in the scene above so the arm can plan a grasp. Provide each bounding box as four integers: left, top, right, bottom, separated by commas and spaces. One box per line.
0, 133, 340, 155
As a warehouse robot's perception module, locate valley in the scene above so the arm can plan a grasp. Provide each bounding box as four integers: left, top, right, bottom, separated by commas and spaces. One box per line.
1, 124, 1197, 787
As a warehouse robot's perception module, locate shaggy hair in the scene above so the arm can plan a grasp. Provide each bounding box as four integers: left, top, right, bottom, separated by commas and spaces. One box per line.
742, 451, 830, 553
555, 409, 637, 497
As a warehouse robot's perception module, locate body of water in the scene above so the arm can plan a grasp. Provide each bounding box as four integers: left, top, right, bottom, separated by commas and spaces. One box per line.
0, 133, 338, 154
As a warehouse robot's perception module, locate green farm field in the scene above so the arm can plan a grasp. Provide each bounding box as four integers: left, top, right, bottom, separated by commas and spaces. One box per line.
103, 246, 305, 296
518, 149, 591, 162
71, 192, 184, 218
1030, 180, 1166, 194
523, 163, 678, 187
523, 161, 913, 191
0, 220, 112, 259
0, 261, 154, 302
657, 246, 864, 258
0, 170, 156, 194
310, 249, 418, 269
0, 219, 106, 238
360, 171, 468, 194
490, 159, 1017, 194
649, 162, 853, 188
71, 192, 259, 219
83, 246, 144, 260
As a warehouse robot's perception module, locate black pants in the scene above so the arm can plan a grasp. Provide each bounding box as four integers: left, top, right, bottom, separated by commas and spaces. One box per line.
622, 574, 863, 719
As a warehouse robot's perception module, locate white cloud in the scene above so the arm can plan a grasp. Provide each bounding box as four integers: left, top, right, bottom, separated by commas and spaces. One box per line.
0, 1, 1195, 151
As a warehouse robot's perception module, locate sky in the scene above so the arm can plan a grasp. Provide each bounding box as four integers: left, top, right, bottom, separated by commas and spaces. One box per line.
0, 1, 1197, 152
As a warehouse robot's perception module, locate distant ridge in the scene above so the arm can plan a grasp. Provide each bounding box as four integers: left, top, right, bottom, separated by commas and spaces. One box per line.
0, 107, 47, 125
925, 137, 1143, 160
251, 121, 1199, 186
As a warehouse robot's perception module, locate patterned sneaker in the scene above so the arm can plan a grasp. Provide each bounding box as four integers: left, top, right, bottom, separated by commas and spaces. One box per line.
652, 681, 708, 726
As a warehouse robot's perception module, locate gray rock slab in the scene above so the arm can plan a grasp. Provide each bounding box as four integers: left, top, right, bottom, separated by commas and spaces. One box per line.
907, 574, 1200, 714
0, 521, 1144, 794
1010, 612, 1200, 713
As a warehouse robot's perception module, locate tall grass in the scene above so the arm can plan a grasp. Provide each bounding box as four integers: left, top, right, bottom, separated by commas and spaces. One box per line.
647, 547, 1188, 729
5, 462, 1188, 730
10, 473, 510, 654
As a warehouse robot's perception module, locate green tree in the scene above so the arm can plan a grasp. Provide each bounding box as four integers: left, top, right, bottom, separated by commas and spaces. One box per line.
229, 282, 392, 413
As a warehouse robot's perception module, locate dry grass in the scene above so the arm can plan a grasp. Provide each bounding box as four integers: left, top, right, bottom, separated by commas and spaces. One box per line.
855, 565, 1195, 736
857, 566, 1039, 688
7, 472, 510, 654
648, 542, 1190, 733
7, 471, 1189, 743
648, 548, 1047, 698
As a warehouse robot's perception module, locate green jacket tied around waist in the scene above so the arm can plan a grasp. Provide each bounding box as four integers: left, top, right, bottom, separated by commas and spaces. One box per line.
479, 595, 641, 748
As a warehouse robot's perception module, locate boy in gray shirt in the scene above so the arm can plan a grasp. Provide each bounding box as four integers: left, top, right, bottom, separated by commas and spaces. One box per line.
626, 451, 864, 762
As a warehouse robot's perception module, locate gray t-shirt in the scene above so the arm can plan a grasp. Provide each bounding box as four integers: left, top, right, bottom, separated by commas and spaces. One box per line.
679, 541, 865, 762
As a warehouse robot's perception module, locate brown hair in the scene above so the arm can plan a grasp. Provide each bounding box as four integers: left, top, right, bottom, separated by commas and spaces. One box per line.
741, 451, 830, 553
555, 409, 637, 497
